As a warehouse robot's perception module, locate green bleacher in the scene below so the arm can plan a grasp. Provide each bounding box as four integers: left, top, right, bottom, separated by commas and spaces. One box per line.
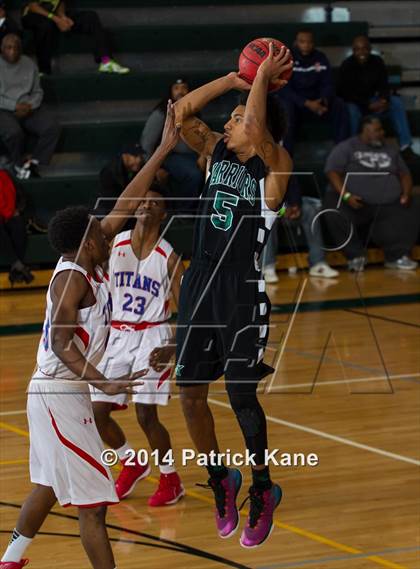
1, 8, 418, 269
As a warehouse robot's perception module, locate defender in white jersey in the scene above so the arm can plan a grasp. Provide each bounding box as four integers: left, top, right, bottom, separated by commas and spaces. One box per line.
0, 102, 180, 569
91, 186, 185, 507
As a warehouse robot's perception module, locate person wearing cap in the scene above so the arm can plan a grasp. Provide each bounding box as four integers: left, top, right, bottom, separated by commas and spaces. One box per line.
141, 79, 204, 211
0, 2, 21, 44
96, 143, 146, 216
21, 0, 129, 75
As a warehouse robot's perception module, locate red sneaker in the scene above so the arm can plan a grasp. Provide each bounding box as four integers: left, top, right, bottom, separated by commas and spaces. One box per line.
148, 472, 185, 507
0, 561, 29, 568
115, 458, 151, 499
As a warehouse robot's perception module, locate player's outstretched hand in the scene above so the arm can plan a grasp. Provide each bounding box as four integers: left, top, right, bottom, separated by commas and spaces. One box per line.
160, 99, 180, 153
257, 41, 292, 90
94, 369, 148, 395
149, 345, 176, 372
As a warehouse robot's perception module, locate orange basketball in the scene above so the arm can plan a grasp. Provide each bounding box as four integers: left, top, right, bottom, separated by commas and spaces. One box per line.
238, 37, 293, 92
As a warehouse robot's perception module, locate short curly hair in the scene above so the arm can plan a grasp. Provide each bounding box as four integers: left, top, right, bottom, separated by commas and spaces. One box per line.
48, 206, 91, 254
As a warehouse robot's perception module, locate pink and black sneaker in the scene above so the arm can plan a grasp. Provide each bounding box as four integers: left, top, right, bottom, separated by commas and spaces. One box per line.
206, 468, 242, 539
239, 484, 282, 548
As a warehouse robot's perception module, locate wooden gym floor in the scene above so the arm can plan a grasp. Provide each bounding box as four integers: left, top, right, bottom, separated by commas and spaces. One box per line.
0, 267, 419, 569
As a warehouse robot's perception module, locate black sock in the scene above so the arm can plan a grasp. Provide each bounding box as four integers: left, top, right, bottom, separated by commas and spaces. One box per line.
207, 462, 228, 481
252, 466, 272, 491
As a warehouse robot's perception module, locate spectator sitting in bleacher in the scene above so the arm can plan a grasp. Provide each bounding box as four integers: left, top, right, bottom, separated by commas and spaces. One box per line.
0, 1, 21, 44
141, 78, 204, 211
275, 28, 349, 155
21, 0, 129, 75
262, 182, 339, 283
97, 143, 145, 216
323, 116, 419, 272
0, 33, 60, 179
0, 168, 34, 285
337, 35, 419, 163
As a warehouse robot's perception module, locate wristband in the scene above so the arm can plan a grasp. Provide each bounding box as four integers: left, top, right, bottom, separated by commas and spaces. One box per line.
48, 12, 54, 19
278, 205, 286, 217
343, 192, 351, 202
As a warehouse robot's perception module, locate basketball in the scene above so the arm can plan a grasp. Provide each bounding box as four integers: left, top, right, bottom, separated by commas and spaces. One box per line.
238, 37, 293, 91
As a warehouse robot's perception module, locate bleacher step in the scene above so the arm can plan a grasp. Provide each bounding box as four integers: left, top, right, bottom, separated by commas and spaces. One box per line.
340, 1, 420, 27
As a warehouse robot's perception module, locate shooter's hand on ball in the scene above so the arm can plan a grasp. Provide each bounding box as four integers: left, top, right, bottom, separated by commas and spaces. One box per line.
160, 99, 181, 153
94, 369, 148, 395
226, 72, 252, 91
149, 346, 176, 372
257, 42, 293, 89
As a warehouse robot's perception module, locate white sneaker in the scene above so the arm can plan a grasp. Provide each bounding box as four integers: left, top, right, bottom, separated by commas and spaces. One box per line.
99, 59, 130, 74
309, 262, 339, 279
384, 256, 418, 271
14, 163, 30, 180
263, 265, 279, 283
348, 256, 366, 272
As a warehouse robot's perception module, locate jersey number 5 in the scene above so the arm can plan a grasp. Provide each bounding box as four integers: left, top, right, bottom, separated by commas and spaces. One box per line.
211, 190, 239, 232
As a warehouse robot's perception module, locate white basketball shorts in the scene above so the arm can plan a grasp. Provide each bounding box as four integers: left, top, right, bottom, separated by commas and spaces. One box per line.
90, 322, 173, 408
27, 374, 119, 507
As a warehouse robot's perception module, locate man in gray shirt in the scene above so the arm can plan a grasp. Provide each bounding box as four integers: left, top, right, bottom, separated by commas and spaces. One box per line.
0, 34, 60, 178
323, 116, 419, 270
141, 78, 203, 210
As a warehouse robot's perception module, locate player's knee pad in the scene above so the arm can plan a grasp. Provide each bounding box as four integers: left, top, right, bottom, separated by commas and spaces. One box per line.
227, 391, 262, 437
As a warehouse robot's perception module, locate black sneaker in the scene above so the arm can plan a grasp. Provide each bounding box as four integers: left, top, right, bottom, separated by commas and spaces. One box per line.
20, 265, 35, 284
8, 265, 34, 286
401, 147, 420, 163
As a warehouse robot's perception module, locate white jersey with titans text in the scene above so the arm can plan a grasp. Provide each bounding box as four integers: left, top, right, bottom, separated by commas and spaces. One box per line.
109, 230, 173, 324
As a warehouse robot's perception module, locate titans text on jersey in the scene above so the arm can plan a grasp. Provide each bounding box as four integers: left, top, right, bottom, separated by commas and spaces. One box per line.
113, 271, 161, 297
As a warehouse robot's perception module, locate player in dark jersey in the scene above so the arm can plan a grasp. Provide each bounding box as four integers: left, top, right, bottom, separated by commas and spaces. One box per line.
173, 43, 293, 548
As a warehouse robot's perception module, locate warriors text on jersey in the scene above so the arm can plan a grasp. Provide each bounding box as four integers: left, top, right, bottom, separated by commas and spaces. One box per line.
192, 138, 277, 268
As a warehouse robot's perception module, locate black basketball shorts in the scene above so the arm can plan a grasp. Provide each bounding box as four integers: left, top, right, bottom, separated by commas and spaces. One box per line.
175, 261, 274, 392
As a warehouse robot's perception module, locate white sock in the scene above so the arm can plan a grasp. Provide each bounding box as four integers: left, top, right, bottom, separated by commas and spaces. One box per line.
1, 529, 32, 562
116, 442, 132, 461
159, 463, 176, 475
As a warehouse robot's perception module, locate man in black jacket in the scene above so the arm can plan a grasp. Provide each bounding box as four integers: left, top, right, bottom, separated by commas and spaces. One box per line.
337, 35, 418, 162
276, 28, 349, 154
